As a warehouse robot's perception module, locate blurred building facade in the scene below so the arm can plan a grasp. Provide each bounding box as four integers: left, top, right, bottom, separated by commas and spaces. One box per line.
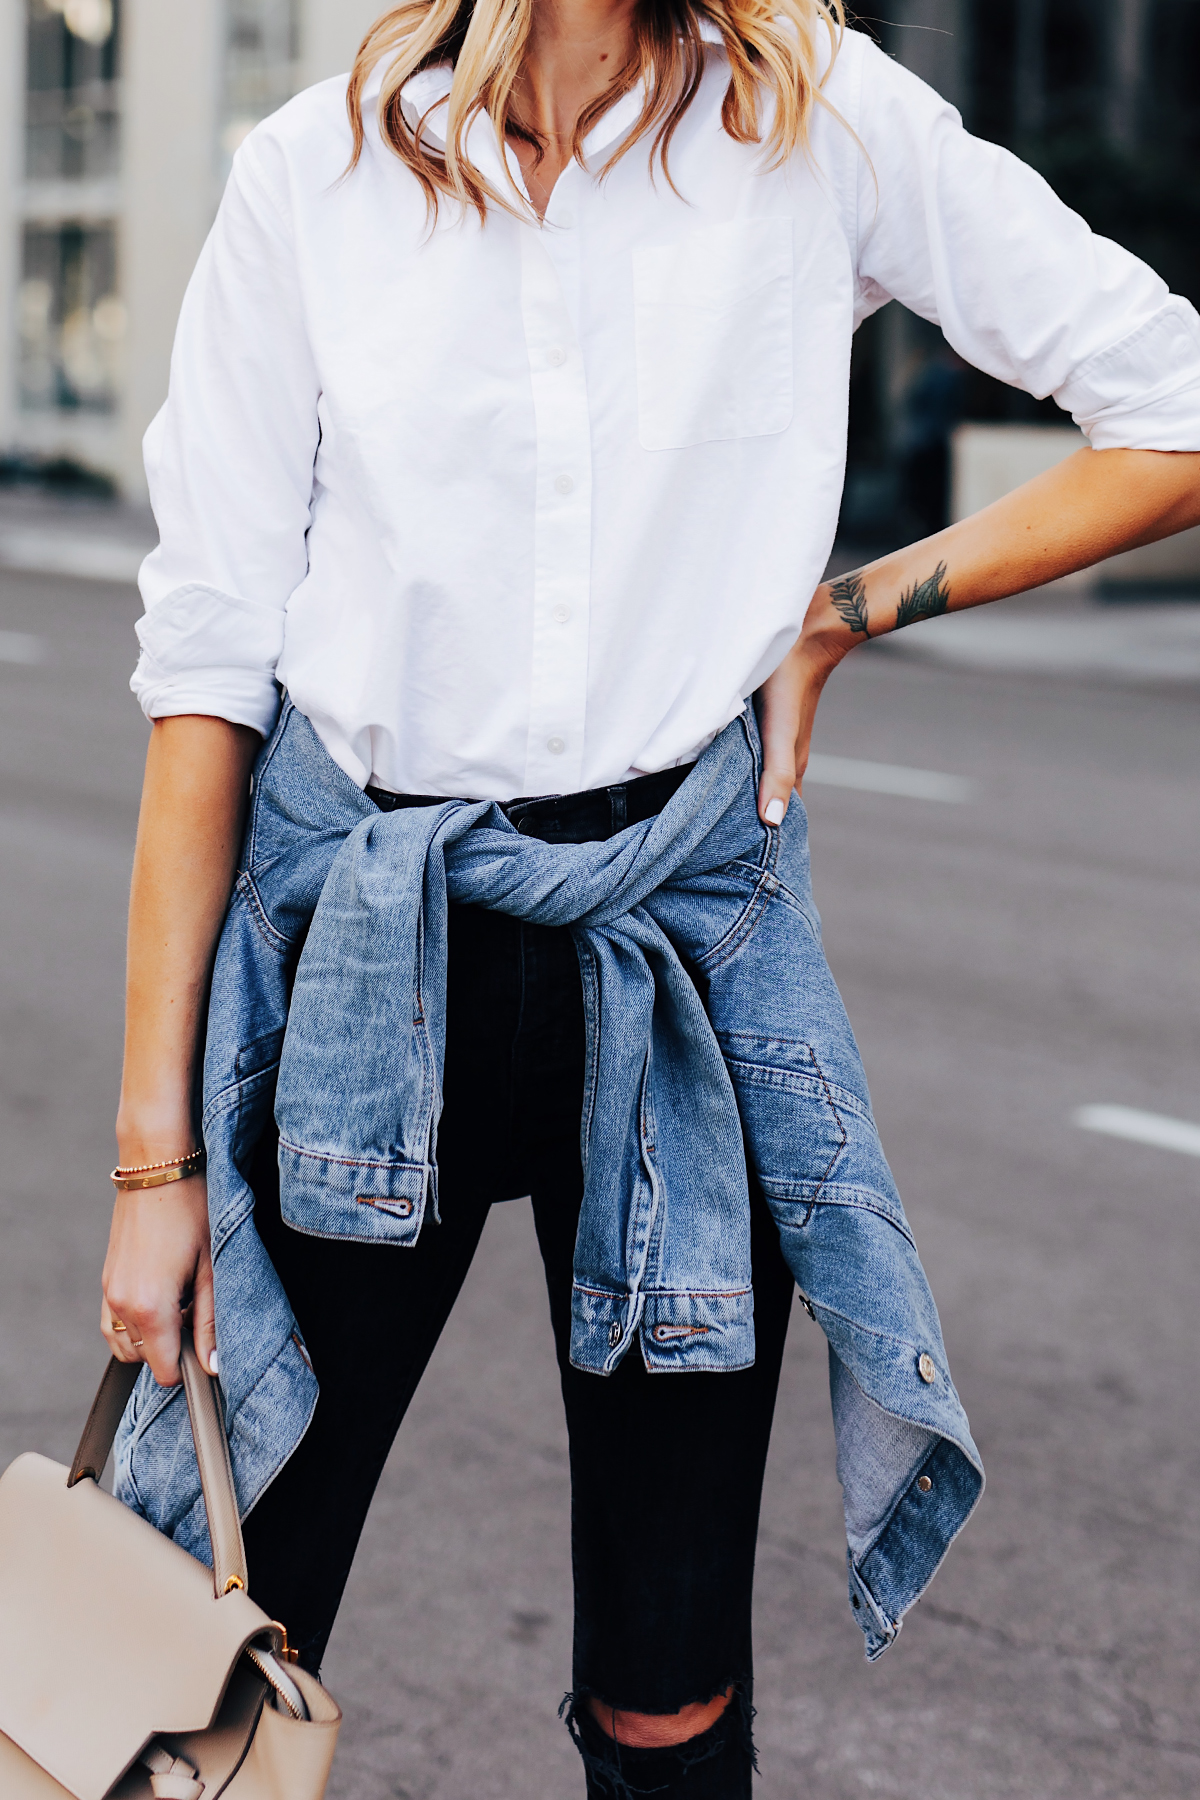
0, 0, 381, 494
0, 0, 1196, 511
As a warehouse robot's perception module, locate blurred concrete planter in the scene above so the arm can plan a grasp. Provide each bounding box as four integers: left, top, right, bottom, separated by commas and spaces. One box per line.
951, 422, 1200, 590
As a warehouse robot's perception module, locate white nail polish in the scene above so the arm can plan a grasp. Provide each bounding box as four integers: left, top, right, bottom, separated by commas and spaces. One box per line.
764, 797, 785, 826
208, 1351, 219, 1376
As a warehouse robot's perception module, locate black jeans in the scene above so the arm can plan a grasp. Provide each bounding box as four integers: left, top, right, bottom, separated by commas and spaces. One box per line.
241, 769, 797, 1785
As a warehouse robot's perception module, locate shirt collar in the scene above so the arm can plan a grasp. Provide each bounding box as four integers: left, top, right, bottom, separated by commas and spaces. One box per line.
372, 16, 725, 163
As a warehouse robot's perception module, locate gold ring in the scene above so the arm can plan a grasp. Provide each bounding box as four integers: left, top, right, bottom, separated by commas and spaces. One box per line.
111, 1319, 127, 1332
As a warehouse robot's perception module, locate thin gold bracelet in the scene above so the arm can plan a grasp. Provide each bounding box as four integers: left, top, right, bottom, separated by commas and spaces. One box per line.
110, 1148, 207, 1192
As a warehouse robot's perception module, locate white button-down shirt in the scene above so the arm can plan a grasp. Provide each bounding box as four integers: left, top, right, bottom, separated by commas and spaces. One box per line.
132, 28, 1200, 799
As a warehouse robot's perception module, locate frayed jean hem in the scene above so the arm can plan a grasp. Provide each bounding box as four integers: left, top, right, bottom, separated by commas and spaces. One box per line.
560, 1682, 757, 1798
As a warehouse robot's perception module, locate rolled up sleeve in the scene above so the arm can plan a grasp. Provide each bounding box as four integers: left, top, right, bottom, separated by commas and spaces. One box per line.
850, 37, 1200, 452
132, 134, 320, 734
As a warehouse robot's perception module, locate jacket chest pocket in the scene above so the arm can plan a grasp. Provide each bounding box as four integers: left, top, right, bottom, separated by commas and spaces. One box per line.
632, 217, 794, 451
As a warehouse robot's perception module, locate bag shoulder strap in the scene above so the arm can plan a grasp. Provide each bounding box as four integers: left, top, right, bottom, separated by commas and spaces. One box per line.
66, 1331, 249, 1601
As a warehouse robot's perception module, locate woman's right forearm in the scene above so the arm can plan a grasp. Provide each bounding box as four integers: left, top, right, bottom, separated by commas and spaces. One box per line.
117, 715, 260, 1162
104, 715, 259, 1383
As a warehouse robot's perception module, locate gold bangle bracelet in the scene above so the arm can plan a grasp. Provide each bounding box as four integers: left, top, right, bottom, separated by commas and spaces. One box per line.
113, 1148, 203, 1174
111, 1148, 207, 1192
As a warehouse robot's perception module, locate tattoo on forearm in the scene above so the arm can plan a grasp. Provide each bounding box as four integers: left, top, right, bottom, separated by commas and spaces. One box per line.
893, 561, 951, 631
829, 571, 871, 637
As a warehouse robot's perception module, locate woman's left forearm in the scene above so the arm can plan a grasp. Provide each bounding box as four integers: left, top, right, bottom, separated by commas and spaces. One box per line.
809, 446, 1200, 660
757, 447, 1200, 821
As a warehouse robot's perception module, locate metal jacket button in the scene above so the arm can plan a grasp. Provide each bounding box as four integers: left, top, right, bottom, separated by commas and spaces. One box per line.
918, 1352, 937, 1384
917, 1475, 933, 1493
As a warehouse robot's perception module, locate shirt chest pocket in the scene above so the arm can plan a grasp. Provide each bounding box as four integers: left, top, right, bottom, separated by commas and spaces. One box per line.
632, 217, 794, 452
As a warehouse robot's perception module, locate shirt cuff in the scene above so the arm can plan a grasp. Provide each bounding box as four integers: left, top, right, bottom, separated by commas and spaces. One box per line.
131, 582, 285, 737
130, 662, 281, 737
1057, 296, 1200, 451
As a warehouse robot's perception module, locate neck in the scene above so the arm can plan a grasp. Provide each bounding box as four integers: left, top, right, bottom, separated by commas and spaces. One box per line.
509, 0, 639, 214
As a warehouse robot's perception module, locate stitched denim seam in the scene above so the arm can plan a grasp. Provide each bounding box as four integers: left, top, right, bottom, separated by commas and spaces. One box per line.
697, 866, 776, 973
120, 1446, 145, 1516
210, 1180, 257, 1263
764, 1186, 916, 1246
788, 1041, 847, 1224
277, 1137, 426, 1172
722, 1057, 872, 1124
729, 854, 770, 880
126, 1369, 185, 1453
236, 1030, 284, 1080
681, 760, 779, 971
203, 1060, 280, 1133
573, 1281, 752, 1299
237, 871, 292, 954
719, 1032, 872, 1119
765, 876, 822, 941
737, 704, 764, 789
243, 693, 293, 875
414, 902, 435, 1034
264, 1214, 422, 1246
575, 939, 602, 1156
802, 1296, 942, 1363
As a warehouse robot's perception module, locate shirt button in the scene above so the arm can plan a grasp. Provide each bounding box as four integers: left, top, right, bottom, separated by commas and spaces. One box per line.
547, 736, 565, 755
917, 1353, 937, 1384
554, 473, 574, 495
547, 345, 567, 367
552, 604, 571, 623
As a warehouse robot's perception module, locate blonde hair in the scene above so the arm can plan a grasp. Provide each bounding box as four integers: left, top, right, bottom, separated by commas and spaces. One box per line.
347, 0, 845, 221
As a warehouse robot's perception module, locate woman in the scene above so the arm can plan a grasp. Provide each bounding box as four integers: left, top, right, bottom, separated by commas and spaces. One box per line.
102, 0, 1200, 1792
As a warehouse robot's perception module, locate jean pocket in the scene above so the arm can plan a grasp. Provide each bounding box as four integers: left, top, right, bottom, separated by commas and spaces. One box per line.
633, 217, 794, 450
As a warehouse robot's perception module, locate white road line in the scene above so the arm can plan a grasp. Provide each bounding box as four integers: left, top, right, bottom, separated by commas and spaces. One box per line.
804, 752, 973, 804
873, 603, 1200, 683
1073, 1104, 1200, 1159
0, 630, 46, 665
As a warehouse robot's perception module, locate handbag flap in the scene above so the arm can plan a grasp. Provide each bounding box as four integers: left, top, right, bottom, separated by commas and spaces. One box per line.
0, 1453, 274, 1800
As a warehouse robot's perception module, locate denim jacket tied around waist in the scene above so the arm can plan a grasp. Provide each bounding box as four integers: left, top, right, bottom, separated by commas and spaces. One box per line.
115, 697, 983, 1660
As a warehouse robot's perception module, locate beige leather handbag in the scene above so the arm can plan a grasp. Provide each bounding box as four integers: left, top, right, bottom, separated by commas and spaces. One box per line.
0, 1333, 340, 1799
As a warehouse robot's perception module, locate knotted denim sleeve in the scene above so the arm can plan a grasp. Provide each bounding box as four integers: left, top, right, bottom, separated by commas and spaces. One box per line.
114, 697, 983, 1662
275, 707, 765, 1375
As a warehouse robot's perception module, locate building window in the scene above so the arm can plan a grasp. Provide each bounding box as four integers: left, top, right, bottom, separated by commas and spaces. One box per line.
18, 221, 123, 412
220, 0, 302, 169
25, 0, 121, 183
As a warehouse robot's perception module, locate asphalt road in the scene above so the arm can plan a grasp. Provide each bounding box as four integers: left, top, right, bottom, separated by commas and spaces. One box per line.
1, 564, 1198, 1800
